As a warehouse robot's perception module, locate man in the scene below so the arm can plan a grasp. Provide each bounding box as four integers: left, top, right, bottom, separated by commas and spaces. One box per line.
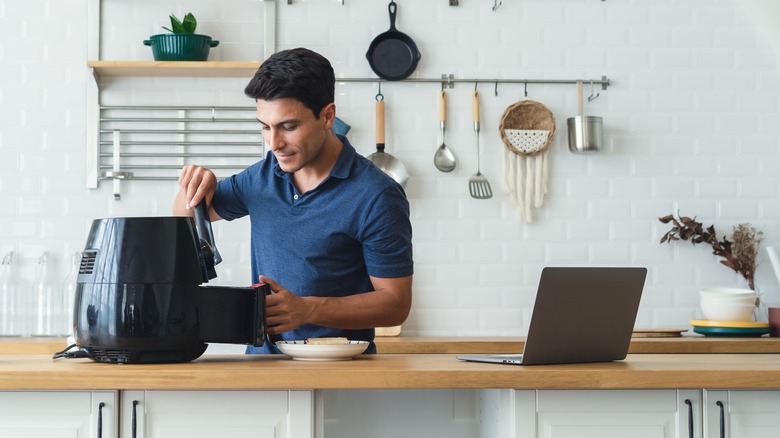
173, 48, 413, 354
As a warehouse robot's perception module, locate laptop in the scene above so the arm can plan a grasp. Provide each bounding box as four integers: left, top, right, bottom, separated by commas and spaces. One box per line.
457, 267, 647, 365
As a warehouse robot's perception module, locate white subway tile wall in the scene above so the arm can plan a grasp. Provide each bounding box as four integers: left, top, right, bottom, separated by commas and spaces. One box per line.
1, 0, 779, 336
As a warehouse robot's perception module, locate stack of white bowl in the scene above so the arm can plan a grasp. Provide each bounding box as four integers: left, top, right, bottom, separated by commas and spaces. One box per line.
699, 287, 758, 322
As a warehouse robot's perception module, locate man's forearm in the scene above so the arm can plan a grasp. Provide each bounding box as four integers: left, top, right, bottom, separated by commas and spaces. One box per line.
303, 276, 412, 329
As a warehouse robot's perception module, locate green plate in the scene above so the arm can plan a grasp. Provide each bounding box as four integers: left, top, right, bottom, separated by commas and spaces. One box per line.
693, 326, 770, 337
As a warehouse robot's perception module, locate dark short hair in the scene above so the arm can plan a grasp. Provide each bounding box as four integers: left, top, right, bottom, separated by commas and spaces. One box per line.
244, 47, 335, 119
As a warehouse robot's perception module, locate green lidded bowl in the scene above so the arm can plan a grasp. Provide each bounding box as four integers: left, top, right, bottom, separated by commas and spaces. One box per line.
143, 34, 219, 61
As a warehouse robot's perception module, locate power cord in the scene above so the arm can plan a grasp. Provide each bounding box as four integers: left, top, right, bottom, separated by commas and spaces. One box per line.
52, 343, 92, 360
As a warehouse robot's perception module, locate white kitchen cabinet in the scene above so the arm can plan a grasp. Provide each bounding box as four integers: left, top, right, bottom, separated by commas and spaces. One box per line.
121, 390, 313, 438
320, 389, 480, 438
0, 391, 117, 438
703, 390, 780, 438
510, 389, 702, 438
6, 388, 780, 438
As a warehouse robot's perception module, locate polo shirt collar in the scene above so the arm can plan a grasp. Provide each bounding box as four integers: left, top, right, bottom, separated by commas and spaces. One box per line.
330, 135, 356, 180
271, 134, 356, 181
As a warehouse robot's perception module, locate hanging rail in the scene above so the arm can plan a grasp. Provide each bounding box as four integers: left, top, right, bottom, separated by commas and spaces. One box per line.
88, 75, 611, 198
333, 74, 611, 91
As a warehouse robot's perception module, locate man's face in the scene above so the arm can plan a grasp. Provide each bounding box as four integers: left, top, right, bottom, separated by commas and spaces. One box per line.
256, 98, 333, 173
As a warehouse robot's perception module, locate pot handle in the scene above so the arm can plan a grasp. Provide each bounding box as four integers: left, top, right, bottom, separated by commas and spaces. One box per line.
209, 40, 220, 47
376, 98, 385, 151
143, 40, 151, 46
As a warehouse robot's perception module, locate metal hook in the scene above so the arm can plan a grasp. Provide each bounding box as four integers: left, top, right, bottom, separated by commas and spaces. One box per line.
523, 82, 528, 98
474, 81, 478, 92
494, 81, 499, 97
492, 0, 502, 11
588, 80, 600, 102
376, 82, 384, 101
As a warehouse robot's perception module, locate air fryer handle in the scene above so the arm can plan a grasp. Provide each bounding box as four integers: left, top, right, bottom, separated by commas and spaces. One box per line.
197, 284, 269, 347
193, 199, 223, 266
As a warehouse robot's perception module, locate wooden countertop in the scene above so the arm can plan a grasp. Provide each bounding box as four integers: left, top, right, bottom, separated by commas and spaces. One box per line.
0, 338, 67, 355
1, 354, 780, 390
3, 336, 780, 355
375, 336, 780, 354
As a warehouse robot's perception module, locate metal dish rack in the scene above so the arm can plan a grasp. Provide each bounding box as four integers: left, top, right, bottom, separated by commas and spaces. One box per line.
93, 105, 263, 199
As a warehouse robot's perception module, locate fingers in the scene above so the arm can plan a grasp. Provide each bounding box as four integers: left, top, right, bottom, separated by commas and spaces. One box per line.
261, 276, 295, 334
261, 276, 284, 311
259, 275, 282, 293
264, 289, 289, 334
178, 165, 216, 210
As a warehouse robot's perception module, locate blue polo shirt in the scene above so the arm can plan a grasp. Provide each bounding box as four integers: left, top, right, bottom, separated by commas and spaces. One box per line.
212, 136, 413, 354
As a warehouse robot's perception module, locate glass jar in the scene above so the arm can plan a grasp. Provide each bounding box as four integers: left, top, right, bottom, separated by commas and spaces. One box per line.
0, 252, 24, 336
60, 251, 81, 337
30, 251, 62, 337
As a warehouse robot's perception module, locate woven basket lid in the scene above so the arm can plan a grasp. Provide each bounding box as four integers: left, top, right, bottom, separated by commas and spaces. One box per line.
499, 100, 556, 157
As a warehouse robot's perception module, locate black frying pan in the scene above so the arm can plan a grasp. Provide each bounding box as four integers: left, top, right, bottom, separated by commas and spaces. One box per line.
366, 1, 421, 81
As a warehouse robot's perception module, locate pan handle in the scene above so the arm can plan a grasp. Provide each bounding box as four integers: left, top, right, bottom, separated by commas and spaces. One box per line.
376, 99, 385, 151
388, 1, 398, 31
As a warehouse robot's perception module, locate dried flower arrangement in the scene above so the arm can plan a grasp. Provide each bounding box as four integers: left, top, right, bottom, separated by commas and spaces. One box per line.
659, 213, 764, 290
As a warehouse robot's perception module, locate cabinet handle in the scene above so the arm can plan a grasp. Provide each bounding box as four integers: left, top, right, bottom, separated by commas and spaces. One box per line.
132, 400, 139, 438
684, 399, 693, 438
716, 400, 725, 438
97, 402, 105, 438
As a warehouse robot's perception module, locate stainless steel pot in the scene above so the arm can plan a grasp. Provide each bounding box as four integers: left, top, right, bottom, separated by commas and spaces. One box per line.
568, 81, 604, 153
567, 115, 603, 153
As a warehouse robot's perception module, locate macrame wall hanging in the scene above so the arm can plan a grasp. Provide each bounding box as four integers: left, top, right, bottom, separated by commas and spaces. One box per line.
498, 100, 556, 223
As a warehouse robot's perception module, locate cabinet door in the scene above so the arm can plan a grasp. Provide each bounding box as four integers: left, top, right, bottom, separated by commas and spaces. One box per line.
121, 390, 312, 438
0, 391, 117, 438
704, 390, 780, 438
520, 389, 700, 438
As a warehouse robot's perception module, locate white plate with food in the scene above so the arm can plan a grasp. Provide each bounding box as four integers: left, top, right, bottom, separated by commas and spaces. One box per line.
276, 339, 369, 361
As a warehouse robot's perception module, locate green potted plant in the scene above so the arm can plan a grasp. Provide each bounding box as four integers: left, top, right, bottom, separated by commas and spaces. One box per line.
143, 12, 219, 61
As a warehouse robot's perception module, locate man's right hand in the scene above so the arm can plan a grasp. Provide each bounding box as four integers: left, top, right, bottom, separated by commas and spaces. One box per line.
173, 165, 218, 216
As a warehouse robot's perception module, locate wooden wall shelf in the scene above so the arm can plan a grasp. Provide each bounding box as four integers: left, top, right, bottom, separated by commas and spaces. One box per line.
88, 61, 261, 78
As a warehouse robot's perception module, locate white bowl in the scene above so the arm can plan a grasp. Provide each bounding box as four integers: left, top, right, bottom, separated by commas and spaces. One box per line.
700, 295, 758, 305
700, 301, 756, 322
700, 287, 755, 297
700, 288, 757, 307
700, 287, 755, 295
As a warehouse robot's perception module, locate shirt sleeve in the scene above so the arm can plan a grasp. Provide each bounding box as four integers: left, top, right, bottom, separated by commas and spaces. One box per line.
359, 183, 414, 279
212, 172, 250, 221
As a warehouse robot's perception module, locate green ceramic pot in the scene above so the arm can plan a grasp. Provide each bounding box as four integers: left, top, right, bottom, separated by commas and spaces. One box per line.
143, 34, 219, 61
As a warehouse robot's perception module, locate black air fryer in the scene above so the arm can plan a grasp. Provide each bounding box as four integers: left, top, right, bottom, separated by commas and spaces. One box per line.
73, 202, 268, 364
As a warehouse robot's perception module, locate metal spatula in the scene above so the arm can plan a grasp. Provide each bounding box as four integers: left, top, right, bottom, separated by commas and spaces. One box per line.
469, 90, 492, 199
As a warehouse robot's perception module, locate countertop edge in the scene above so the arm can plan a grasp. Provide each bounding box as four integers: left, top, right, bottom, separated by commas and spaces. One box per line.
1, 354, 780, 391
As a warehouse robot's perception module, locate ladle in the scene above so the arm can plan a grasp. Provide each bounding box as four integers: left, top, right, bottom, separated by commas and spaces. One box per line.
433, 90, 456, 172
